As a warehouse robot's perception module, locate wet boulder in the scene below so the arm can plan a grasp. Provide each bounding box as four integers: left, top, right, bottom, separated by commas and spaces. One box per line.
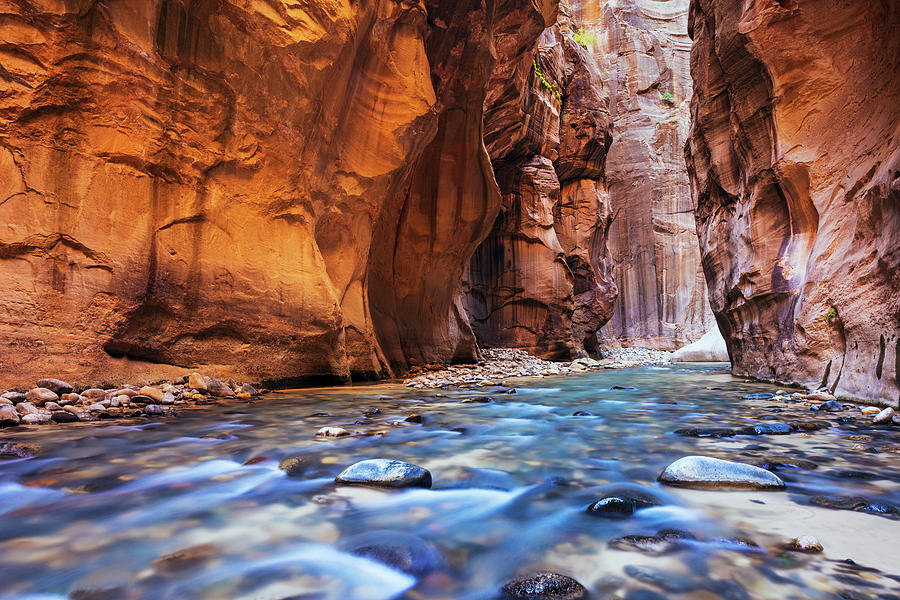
873, 407, 895, 424
658, 456, 785, 490
586, 484, 664, 518
810, 495, 898, 517
335, 459, 432, 488
815, 400, 844, 412
738, 423, 795, 435
674, 427, 737, 438
500, 572, 589, 600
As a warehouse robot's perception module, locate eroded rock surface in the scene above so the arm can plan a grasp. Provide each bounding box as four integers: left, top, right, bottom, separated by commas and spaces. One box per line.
570, 0, 716, 350
465, 20, 616, 359
686, 0, 900, 405
0, 1, 555, 386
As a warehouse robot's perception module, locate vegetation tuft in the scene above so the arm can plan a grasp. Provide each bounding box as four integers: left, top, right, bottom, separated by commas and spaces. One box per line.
533, 59, 563, 101
573, 27, 597, 49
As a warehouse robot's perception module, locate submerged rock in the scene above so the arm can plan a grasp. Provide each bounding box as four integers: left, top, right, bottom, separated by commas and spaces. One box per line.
279, 455, 311, 477
815, 400, 844, 412
335, 459, 432, 489
738, 423, 795, 435
658, 456, 785, 490
500, 572, 588, 600
674, 427, 737, 438
609, 529, 695, 555
810, 495, 898, 517
349, 532, 444, 577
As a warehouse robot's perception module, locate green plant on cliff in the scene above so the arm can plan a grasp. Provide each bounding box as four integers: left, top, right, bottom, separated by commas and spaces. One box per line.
823, 306, 838, 323
572, 27, 597, 49
533, 59, 563, 101
661, 91, 675, 104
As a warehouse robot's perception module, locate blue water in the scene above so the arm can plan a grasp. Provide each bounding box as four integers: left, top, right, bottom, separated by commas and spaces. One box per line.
1, 364, 898, 599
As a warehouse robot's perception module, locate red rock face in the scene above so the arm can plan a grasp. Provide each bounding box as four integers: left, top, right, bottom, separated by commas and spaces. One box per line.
686, 0, 900, 404
0, 1, 554, 386
465, 24, 617, 359
568, 0, 716, 350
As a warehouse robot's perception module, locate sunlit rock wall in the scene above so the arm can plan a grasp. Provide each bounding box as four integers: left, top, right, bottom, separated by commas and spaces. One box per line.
686, 0, 900, 405
571, 0, 715, 350
0, 0, 555, 386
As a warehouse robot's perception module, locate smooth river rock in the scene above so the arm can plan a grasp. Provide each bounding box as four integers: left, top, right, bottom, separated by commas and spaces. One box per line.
335, 459, 432, 489
658, 456, 785, 490
501, 572, 589, 600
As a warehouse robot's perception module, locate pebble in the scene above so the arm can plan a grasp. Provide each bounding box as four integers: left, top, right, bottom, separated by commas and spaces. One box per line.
204, 376, 234, 397
317, 426, 351, 437
658, 456, 786, 490
25, 388, 59, 406
500, 572, 588, 600
786, 535, 824, 553
36, 378, 73, 395
335, 459, 432, 488
873, 407, 895, 424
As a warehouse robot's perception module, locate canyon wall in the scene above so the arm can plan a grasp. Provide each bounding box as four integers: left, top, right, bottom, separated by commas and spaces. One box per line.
464, 22, 617, 359
573, 0, 715, 350
465, 0, 716, 357
686, 0, 900, 405
0, 0, 556, 387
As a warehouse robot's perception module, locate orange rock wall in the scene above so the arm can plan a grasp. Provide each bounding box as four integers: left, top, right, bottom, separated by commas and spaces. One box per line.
0, 0, 555, 386
686, 0, 900, 404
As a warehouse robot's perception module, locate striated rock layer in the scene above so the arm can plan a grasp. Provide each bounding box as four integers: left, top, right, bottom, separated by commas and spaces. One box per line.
567, 0, 715, 350
0, 0, 556, 386
464, 21, 617, 359
686, 0, 900, 405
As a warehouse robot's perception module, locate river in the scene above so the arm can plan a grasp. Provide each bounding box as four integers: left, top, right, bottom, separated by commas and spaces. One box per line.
1, 364, 898, 599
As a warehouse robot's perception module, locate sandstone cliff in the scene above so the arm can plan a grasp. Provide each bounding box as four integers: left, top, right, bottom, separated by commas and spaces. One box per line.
465, 0, 716, 358
686, 0, 900, 405
566, 0, 715, 350
464, 23, 617, 359
0, 0, 556, 386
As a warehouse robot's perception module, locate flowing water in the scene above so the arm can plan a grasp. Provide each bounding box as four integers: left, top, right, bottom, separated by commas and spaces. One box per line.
1, 364, 899, 600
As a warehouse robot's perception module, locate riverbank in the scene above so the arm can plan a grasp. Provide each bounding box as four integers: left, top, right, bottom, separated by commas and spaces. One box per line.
402, 347, 675, 388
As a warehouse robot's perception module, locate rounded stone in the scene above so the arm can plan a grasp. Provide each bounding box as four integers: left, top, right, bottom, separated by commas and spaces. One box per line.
335, 459, 432, 488
51, 411, 78, 423
873, 407, 896, 424
25, 387, 59, 406
0, 405, 20, 426
658, 456, 785, 490
36, 378, 73, 395
586, 484, 663, 518
500, 572, 588, 600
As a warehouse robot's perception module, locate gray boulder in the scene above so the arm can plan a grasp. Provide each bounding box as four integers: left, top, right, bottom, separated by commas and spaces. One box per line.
658, 456, 785, 490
